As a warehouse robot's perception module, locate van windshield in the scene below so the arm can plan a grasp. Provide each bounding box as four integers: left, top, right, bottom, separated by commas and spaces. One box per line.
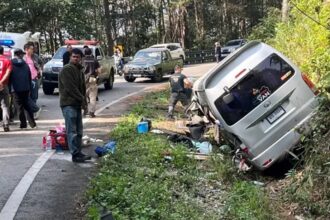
214, 54, 295, 126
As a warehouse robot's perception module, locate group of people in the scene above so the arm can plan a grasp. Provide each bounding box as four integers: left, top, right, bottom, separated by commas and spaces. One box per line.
0, 43, 42, 132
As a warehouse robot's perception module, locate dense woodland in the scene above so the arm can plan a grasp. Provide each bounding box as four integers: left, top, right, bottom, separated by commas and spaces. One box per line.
0, 0, 283, 55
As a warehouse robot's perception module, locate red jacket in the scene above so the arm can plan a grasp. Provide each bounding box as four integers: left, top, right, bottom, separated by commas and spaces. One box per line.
0, 55, 12, 85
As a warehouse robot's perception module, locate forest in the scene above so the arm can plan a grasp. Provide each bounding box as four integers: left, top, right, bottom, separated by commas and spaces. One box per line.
0, 0, 283, 55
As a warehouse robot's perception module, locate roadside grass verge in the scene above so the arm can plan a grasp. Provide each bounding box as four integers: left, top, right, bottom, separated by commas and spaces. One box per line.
86, 89, 275, 219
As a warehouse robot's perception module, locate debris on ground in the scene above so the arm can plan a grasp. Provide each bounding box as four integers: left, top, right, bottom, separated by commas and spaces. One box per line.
95, 140, 117, 157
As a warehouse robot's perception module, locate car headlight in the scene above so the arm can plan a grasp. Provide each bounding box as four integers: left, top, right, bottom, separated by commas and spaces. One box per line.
43, 66, 52, 73
148, 66, 156, 72
230, 48, 236, 52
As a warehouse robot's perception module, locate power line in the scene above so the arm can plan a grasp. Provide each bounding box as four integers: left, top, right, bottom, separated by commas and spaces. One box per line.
290, 1, 330, 31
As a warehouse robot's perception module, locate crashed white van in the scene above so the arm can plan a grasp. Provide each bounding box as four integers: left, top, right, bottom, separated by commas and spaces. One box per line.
192, 41, 318, 170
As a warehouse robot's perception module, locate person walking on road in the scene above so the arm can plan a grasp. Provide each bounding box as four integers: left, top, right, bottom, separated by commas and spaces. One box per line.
215, 42, 221, 63
167, 65, 193, 119
24, 42, 42, 119
0, 46, 12, 132
59, 48, 91, 163
62, 44, 73, 66
83, 47, 100, 118
9, 49, 37, 129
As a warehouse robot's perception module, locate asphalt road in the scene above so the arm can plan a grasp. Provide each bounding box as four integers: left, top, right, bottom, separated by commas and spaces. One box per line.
0, 62, 216, 220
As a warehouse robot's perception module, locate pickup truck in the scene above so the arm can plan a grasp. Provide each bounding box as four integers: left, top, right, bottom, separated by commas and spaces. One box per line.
123, 48, 183, 82
42, 44, 116, 95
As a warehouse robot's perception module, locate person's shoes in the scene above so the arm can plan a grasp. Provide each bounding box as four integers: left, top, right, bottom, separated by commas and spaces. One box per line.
34, 108, 42, 120
29, 123, 37, 129
166, 114, 174, 120
3, 125, 9, 132
20, 125, 27, 129
72, 152, 92, 163
89, 112, 96, 118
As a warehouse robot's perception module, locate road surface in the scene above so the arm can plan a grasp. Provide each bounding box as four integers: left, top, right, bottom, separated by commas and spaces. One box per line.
0, 63, 216, 220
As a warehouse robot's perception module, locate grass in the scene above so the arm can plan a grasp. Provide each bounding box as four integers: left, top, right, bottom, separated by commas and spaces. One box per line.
86, 89, 276, 220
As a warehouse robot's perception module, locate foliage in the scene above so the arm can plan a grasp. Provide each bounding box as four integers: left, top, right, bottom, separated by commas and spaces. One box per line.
224, 181, 275, 220
284, 97, 330, 218
268, 0, 330, 90
248, 7, 281, 42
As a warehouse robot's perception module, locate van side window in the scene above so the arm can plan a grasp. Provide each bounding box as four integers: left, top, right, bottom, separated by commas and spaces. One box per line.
214, 54, 295, 126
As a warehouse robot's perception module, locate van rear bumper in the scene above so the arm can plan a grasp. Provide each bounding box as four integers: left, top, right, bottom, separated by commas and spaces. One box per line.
250, 112, 315, 170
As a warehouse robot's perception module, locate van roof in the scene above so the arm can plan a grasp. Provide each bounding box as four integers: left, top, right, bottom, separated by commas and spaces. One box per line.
150, 43, 181, 48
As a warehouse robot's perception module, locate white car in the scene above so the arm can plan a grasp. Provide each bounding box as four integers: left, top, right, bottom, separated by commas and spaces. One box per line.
150, 43, 185, 61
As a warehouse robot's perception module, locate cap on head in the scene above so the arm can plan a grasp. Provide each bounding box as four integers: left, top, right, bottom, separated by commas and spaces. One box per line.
14, 49, 26, 56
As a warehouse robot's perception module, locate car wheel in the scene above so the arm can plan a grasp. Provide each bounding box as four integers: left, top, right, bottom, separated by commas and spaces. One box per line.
124, 76, 136, 82
152, 71, 163, 82
104, 70, 114, 90
42, 84, 55, 95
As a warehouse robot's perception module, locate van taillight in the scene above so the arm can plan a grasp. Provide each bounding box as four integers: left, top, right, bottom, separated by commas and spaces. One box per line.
262, 159, 272, 167
302, 74, 319, 95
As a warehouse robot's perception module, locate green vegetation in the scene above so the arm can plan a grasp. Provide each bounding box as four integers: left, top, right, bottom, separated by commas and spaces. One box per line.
86, 90, 274, 219
225, 181, 274, 220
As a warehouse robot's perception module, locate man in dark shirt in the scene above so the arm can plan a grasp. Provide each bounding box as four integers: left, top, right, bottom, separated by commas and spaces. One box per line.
167, 65, 193, 119
62, 44, 73, 66
59, 48, 91, 163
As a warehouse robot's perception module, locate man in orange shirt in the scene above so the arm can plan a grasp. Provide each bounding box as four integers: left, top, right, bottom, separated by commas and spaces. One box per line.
0, 46, 12, 132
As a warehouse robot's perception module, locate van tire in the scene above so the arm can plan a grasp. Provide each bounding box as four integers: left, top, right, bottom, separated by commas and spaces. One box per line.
124, 76, 136, 82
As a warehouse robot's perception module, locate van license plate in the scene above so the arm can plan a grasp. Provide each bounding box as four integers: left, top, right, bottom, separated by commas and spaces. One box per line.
267, 106, 286, 124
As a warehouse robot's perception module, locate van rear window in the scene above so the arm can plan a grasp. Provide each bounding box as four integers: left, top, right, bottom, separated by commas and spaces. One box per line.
214, 54, 295, 126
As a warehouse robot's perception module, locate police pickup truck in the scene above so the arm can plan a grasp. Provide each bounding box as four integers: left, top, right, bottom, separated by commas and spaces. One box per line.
42, 40, 116, 95
123, 48, 183, 82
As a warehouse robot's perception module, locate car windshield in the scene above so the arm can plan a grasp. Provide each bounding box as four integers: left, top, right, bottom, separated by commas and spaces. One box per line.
214, 54, 295, 126
52, 47, 84, 59
225, 40, 242, 47
134, 51, 161, 61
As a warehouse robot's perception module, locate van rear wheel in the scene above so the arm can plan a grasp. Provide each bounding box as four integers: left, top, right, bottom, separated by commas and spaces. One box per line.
104, 71, 114, 90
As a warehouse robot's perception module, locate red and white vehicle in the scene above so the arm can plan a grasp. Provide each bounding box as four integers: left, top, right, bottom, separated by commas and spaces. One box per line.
41, 39, 116, 95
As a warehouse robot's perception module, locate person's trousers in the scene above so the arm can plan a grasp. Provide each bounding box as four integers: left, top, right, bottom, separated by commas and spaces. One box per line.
13, 91, 36, 128
168, 92, 190, 116
0, 87, 10, 127
30, 79, 39, 103
62, 106, 83, 156
86, 78, 98, 113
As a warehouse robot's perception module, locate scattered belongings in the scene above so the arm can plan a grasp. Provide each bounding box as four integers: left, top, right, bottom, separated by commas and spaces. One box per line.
191, 140, 213, 154
252, 181, 265, 187
82, 135, 104, 145
137, 117, 152, 134
95, 140, 117, 157
42, 123, 68, 151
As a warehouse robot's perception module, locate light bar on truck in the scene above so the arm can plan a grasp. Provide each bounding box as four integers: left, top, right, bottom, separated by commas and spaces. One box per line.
64, 39, 99, 46
0, 39, 15, 47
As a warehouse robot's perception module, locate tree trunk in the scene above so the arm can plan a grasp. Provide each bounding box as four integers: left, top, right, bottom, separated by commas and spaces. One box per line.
282, 0, 289, 22
103, 0, 114, 56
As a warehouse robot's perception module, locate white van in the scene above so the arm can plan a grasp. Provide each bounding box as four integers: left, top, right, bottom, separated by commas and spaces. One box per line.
191, 41, 319, 170
150, 43, 186, 61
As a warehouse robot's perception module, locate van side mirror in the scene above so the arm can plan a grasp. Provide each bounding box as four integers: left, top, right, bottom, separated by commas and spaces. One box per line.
223, 93, 234, 104
163, 57, 168, 61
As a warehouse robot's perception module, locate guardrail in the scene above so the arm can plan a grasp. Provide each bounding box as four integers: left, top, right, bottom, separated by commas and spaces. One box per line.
184, 49, 216, 64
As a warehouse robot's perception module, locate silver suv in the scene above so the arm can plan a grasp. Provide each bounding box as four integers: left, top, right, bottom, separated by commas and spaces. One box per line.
221, 39, 247, 58
192, 41, 318, 170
